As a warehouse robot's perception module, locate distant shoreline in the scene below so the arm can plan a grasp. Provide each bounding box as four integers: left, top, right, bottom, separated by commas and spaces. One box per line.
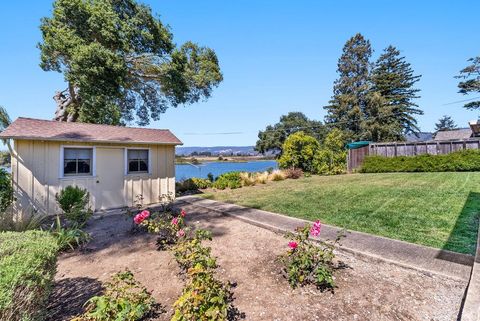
175, 155, 275, 165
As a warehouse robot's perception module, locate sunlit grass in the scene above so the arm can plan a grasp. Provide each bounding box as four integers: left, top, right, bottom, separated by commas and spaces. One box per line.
202, 172, 480, 254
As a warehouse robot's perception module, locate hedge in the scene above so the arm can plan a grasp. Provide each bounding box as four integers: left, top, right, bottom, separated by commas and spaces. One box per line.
360, 149, 480, 173
0, 231, 59, 321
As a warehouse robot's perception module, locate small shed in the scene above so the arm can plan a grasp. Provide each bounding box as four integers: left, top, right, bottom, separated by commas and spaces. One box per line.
0, 117, 183, 214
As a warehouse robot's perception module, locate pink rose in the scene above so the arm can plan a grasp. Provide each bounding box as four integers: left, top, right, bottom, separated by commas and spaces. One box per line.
310, 220, 321, 237
171, 217, 179, 225
134, 213, 145, 225
180, 209, 186, 217
288, 241, 298, 250
176, 229, 185, 238
140, 210, 150, 219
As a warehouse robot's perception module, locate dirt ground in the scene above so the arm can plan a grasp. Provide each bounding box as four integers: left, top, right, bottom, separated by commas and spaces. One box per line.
47, 204, 467, 321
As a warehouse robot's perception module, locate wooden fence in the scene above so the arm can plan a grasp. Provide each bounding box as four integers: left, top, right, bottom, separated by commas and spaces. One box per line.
347, 139, 480, 172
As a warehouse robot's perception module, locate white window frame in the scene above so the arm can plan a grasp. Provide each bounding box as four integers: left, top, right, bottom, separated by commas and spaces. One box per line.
59, 145, 96, 178
124, 147, 152, 176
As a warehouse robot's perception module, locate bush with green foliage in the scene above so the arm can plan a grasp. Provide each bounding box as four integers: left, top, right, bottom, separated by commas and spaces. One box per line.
55, 186, 92, 225
176, 178, 212, 193
171, 230, 234, 321
0, 230, 59, 321
212, 172, 242, 189
278, 131, 320, 173
280, 222, 343, 290
51, 216, 91, 251
73, 270, 156, 321
361, 149, 480, 173
313, 129, 347, 175
0, 168, 12, 212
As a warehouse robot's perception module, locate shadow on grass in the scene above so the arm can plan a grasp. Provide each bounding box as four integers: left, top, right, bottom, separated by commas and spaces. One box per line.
439, 192, 480, 257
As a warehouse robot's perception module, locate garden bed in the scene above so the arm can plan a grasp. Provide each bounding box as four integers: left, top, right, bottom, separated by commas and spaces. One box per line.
47, 204, 467, 321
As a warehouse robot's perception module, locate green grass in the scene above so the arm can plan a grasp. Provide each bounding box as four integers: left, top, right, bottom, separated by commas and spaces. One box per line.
202, 172, 480, 255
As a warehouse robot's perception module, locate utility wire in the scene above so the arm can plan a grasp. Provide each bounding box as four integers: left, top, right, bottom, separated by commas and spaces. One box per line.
442, 96, 480, 106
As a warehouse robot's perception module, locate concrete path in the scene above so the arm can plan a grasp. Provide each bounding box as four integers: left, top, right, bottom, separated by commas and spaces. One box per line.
460, 217, 480, 321
177, 195, 474, 282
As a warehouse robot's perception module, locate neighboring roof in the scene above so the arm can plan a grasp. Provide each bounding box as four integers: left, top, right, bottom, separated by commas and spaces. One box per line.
404, 132, 433, 142
434, 128, 472, 141
0, 117, 183, 145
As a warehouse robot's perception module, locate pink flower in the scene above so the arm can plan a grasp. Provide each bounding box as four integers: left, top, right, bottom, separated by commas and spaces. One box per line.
171, 217, 179, 225
134, 213, 145, 225
310, 220, 322, 237
288, 241, 298, 250
176, 229, 185, 238
140, 210, 150, 219
180, 209, 186, 217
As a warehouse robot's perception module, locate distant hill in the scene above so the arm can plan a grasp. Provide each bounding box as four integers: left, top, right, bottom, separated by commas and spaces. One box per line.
176, 146, 260, 156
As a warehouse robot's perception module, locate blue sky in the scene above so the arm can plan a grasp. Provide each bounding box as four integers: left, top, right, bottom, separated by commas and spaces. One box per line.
0, 1, 479, 147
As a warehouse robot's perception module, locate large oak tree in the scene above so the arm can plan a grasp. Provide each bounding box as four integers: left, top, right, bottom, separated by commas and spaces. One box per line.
39, 0, 223, 125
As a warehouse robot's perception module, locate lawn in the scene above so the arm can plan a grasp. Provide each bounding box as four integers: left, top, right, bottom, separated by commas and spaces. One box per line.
202, 172, 480, 254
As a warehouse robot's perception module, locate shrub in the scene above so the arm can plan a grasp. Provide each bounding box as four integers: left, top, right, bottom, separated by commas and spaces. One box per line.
280, 221, 343, 290
55, 186, 92, 225
0, 168, 12, 212
0, 230, 59, 321
171, 230, 235, 321
269, 169, 286, 181
176, 178, 212, 193
207, 172, 214, 182
134, 209, 188, 250
313, 129, 347, 175
278, 131, 320, 173
283, 167, 303, 179
254, 171, 269, 184
212, 172, 242, 189
51, 216, 91, 251
360, 149, 480, 173
239, 172, 256, 186
73, 270, 156, 321
172, 265, 233, 321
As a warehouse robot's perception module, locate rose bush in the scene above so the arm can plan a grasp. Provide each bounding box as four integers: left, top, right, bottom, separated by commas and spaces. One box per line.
280, 220, 344, 290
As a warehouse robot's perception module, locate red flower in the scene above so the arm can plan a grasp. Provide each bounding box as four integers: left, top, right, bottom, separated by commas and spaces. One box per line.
133, 210, 150, 225
310, 220, 322, 237
180, 209, 186, 217
288, 241, 298, 250
171, 217, 179, 225
176, 229, 186, 238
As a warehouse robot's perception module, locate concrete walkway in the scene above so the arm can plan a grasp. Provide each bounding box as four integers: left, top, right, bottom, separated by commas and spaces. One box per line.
177, 195, 474, 282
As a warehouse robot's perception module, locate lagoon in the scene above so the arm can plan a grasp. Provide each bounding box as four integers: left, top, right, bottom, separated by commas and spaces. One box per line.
175, 160, 278, 180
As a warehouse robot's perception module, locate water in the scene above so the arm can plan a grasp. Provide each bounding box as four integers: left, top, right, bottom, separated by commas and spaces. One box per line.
175, 160, 278, 180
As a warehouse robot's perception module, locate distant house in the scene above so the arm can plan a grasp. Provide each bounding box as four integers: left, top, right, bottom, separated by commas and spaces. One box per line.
434, 128, 475, 141
0, 118, 182, 214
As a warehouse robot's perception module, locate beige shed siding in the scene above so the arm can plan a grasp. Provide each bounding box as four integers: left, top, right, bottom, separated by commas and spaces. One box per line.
12, 140, 175, 214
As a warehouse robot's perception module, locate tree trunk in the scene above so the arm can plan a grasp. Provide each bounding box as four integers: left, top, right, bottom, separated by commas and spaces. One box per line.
53, 84, 79, 122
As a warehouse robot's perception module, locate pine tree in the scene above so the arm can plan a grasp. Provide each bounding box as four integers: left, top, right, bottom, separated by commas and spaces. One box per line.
434, 115, 457, 132
324, 33, 372, 141
457, 56, 480, 110
370, 46, 422, 140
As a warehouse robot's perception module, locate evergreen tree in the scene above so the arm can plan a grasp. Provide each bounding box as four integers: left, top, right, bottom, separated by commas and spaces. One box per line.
370, 46, 422, 140
457, 56, 480, 110
434, 115, 457, 132
324, 33, 372, 141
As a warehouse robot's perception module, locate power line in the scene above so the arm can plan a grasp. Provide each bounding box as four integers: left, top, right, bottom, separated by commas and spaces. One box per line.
442, 96, 480, 106
183, 131, 244, 135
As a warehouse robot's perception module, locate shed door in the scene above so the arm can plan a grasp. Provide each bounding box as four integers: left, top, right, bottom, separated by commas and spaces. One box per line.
95, 148, 126, 210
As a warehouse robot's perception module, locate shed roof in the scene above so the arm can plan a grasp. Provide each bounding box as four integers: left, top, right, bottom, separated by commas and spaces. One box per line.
434, 128, 472, 141
0, 117, 183, 145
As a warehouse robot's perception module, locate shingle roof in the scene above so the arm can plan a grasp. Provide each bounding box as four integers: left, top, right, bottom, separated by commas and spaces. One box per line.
434, 128, 472, 141
0, 117, 182, 145
404, 132, 434, 142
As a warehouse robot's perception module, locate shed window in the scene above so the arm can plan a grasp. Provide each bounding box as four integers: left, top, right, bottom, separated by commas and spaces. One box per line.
64, 148, 93, 176
127, 149, 149, 173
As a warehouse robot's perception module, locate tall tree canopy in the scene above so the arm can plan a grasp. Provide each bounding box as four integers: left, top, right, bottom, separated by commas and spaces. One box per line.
39, 0, 223, 125
324, 33, 372, 141
434, 115, 457, 132
255, 112, 326, 155
369, 45, 422, 140
457, 56, 480, 110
